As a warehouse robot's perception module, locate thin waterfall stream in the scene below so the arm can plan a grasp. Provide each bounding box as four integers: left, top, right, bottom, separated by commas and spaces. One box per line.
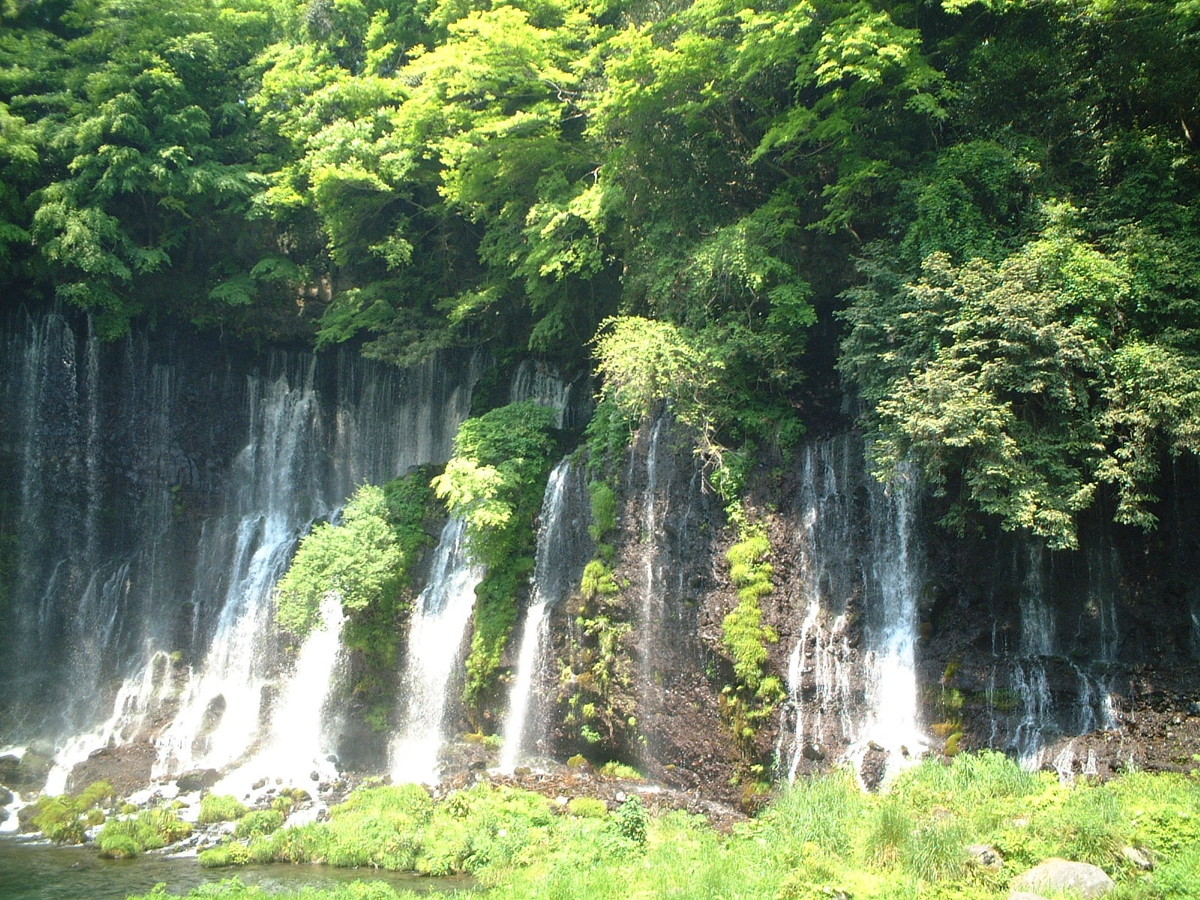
389, 518, 484, 785
498, 459, 574, 773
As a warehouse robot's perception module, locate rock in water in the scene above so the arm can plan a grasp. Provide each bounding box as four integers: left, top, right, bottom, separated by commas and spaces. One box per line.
1010, 858, 1115, 899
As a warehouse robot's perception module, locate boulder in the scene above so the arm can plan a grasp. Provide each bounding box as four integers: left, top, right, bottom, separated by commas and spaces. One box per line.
0, 756, 21, 784
967, 843, 1004, 871
15, 751, 53, 786
0, 786, 13, 806
1010, 859, 1115, 899
1121, 846, 1154, 871
176, 769, 222, 792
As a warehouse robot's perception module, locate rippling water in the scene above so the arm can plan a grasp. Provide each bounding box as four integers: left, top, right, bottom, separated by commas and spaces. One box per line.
0, 839, 467, 899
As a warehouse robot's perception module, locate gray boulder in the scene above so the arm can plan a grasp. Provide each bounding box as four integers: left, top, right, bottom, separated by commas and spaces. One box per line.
1121, 846, 1154, 871
1010, 858, 1115, 899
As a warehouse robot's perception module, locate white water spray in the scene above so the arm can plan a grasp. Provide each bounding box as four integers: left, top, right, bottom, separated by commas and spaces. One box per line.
498, 460, 573, 772
216, 591, 347, 794
389, 518, 484, 784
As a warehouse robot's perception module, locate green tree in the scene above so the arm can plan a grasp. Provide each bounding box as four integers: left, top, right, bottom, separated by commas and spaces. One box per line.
432, 401, 559, 714
276, 483, 405, 638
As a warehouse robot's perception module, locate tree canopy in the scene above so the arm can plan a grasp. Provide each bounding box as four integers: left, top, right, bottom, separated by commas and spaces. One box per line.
3, 0, 1200, 542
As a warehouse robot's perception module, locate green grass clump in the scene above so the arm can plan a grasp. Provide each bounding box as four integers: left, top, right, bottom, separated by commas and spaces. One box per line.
597, 760, 643, 780
30, 780, 116, 844
198, 793, 248, 824
235, 808, 286, 839
566, 796, 608, 818
167, 755, 1200, 900
96, 806, 193, 858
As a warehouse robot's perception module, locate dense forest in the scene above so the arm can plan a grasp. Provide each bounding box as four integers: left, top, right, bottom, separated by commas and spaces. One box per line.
3, 0, 1200, 546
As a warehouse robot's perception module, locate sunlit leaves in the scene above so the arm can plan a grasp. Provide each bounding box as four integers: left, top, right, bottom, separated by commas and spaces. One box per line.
275, 484, 404, 638
592, 315, 723, 428
843, 229, 1131, 548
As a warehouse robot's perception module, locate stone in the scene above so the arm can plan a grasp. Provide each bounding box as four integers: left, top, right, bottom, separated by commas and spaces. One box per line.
967, 843, 1004, 871
1121, 846, 1154, 871
16, 751, 53, 786
175, 768, 222, 792
0, 756, 21, 784
0, 786, 13, 806
1010, 859, 1115, 899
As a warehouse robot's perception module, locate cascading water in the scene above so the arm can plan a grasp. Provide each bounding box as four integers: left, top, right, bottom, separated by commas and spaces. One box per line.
779, 438, 925, 784
214, 591, 347, 794
389, 518, 484, 784
1013, 543, 1055, 765
853, 464, 927, 780
1005, 535, 1121, 770
0, 312, 481, 792
782, 440, 858, 780
638, 417, 665, 670
155, 359, 326, 778
498, 459, 590, 772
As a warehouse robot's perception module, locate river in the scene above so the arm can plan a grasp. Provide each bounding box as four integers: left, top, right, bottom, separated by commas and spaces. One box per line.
0, 838, 469, 899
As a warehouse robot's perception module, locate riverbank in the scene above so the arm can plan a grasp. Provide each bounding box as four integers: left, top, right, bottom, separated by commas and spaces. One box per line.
59, 752, 1200, 900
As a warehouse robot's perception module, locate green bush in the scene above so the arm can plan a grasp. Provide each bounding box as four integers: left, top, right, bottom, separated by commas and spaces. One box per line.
567, 797, 609, 818
611, 796, 649, 846
234, 809, 285, 839
30, 780, 116, 844
198, 794, 248, 825
275, 484, 405, 638
198, 842, 251, 868
97, 833, 143, 860
432, 402, 560, 712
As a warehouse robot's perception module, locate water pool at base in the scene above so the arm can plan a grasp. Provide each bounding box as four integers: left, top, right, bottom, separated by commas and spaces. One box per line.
0, 839, 470, 900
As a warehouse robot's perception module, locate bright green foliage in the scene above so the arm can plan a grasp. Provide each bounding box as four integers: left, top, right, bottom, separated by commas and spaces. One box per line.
843, 198, 1200, 546
432, 402, 559, 713
121, 758, 1200, 900
722, 528, 777, 693
275, 484, 405, 638
198, 793, 248, 825
592, 316, 722, 431
234, 808, 286, 839
566, 796, 608, 818
563, 556, 631, 751
720, 523, 783, 772
12, 0, 282, 337
97, 806, 192, 858
30, 780, 116, 844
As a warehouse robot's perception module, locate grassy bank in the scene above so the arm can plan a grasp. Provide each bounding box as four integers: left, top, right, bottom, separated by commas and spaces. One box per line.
131, 752, 1200, 900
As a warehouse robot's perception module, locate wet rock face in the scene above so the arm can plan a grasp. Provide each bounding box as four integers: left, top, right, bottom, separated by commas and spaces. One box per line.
0, 751, 53, 788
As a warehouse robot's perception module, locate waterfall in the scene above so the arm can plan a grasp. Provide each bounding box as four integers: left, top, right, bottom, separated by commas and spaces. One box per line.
154, 360, 326, 777
0, 312, 481, 792
389, 518, 484, 784
780, 439, 925, 784
1013, 543, 1054, 766
783, 441, 857, 780
1001, 531, 1123, 769
639, 417, 665, 663
44, 652, 177, 795
498, 459, 580, 772
853, 465, 927, 779
215, 591, 347, 794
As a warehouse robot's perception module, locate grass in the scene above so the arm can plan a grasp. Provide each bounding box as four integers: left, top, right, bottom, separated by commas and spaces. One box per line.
146, 753, 1200, 900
